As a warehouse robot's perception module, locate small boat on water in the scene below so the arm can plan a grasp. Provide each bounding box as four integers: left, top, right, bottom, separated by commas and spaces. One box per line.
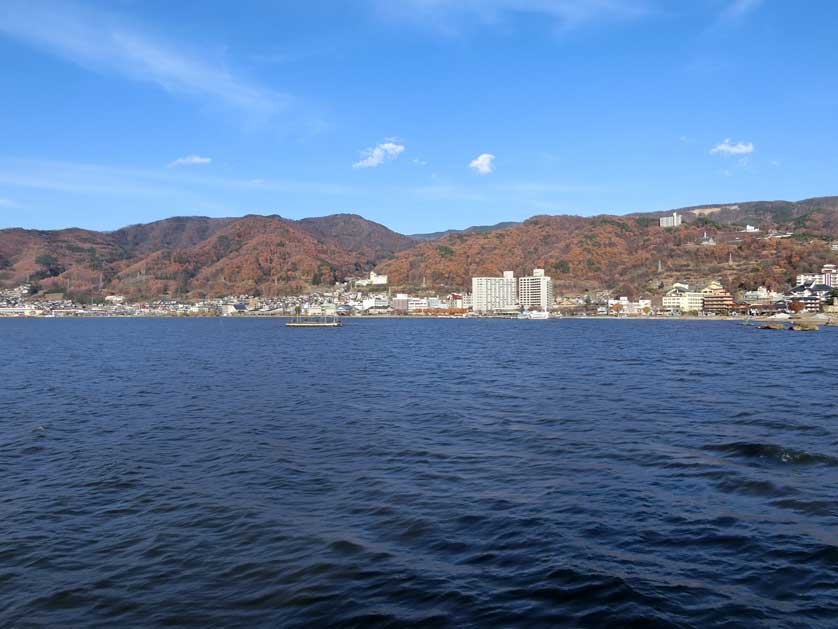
515, 310, 551, 319
286, 313, 342, 328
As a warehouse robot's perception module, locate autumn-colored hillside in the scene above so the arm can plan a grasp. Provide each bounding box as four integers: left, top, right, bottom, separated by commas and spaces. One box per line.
296, 213, 416, 265
0, 214, 414, 299
377, 200, 838, 297
1, 197, 837, 299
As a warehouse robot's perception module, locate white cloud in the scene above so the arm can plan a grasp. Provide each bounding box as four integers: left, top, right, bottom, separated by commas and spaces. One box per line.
710, 138, 754, 156
412, 158, 428, 166
469, 153, 496, 175
0, 1, 284, 118
353, 141, 405, 169
168, 155, 212, 168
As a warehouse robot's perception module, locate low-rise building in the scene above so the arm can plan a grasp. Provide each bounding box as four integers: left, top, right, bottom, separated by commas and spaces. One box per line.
701, 281, 735, 314
662, 283, 704, 313
408, 297, 429, 312
796, 264, 836, 287
362, 296, 390, 312
787, 282, 833, 305
355, 271, 388, 287
789, 295, 822, 313
607, 296, 652, 315
742, 286, 782, 304
0, 306, 39, 317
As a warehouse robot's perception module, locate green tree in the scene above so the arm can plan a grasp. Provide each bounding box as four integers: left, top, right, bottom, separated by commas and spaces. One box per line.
553, 260, 570, 273
436, 245, 454, 258
35, 254, 64, 278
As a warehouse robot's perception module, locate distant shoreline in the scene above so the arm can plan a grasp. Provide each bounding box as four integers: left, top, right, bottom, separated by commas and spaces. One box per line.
3, 314, 832, 324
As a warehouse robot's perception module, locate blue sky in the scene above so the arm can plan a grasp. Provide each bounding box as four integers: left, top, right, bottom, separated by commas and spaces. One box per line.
1, 0, 837, 234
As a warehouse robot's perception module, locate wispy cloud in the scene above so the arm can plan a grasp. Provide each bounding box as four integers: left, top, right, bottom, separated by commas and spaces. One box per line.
353, 141, 405, 169
710, 138, 754, 155
372, 0, 651, 34
470, 153, 496, 175
0, 1, 285, 119
0, 158, 360, 198
168, 155, 212, 168
0, 198, 19, 208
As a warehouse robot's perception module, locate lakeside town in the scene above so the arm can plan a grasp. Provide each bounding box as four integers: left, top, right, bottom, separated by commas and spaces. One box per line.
2, 259, 837, 321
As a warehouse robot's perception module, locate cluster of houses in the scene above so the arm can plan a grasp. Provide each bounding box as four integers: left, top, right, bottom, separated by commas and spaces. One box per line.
661, 264, 837, 315
2, 262, 836, 318
662, 280, 735, 315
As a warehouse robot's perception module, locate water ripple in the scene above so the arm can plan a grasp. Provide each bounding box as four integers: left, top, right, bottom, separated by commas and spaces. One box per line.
1, 318, 837, 627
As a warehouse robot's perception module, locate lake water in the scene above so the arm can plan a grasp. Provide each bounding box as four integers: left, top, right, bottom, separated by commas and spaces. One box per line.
1, 318, 837, 627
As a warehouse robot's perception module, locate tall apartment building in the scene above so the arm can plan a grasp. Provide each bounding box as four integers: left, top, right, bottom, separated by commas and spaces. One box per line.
659, 212, 682, 228
472, 271, 518, 312
518, 268, 553, 311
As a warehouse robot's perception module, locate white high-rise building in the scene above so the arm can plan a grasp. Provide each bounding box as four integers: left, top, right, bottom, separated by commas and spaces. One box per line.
518, 268, 553, 311
472, 271, 517, 312
659, 212, 682, 228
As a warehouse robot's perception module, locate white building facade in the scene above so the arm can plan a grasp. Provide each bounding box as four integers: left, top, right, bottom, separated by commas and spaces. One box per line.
361, 296, 390, 311
662, 284, 705, 313
659, 212, 682, 228
472, 271, 517, 313
607, 296, 653, 315
518, 268, 553, 311
355, 271, 388, 287
796, 264, 836, 288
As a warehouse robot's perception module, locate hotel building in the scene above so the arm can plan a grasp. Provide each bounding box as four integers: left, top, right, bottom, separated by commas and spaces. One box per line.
518, 268, 553, 311
472, 271, 518, 312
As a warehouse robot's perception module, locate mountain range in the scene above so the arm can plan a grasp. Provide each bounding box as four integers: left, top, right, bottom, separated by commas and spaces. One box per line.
2, 197, 838, 300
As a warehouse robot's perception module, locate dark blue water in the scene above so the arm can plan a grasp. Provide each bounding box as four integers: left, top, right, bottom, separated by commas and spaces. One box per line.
1, 319, 837, 627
